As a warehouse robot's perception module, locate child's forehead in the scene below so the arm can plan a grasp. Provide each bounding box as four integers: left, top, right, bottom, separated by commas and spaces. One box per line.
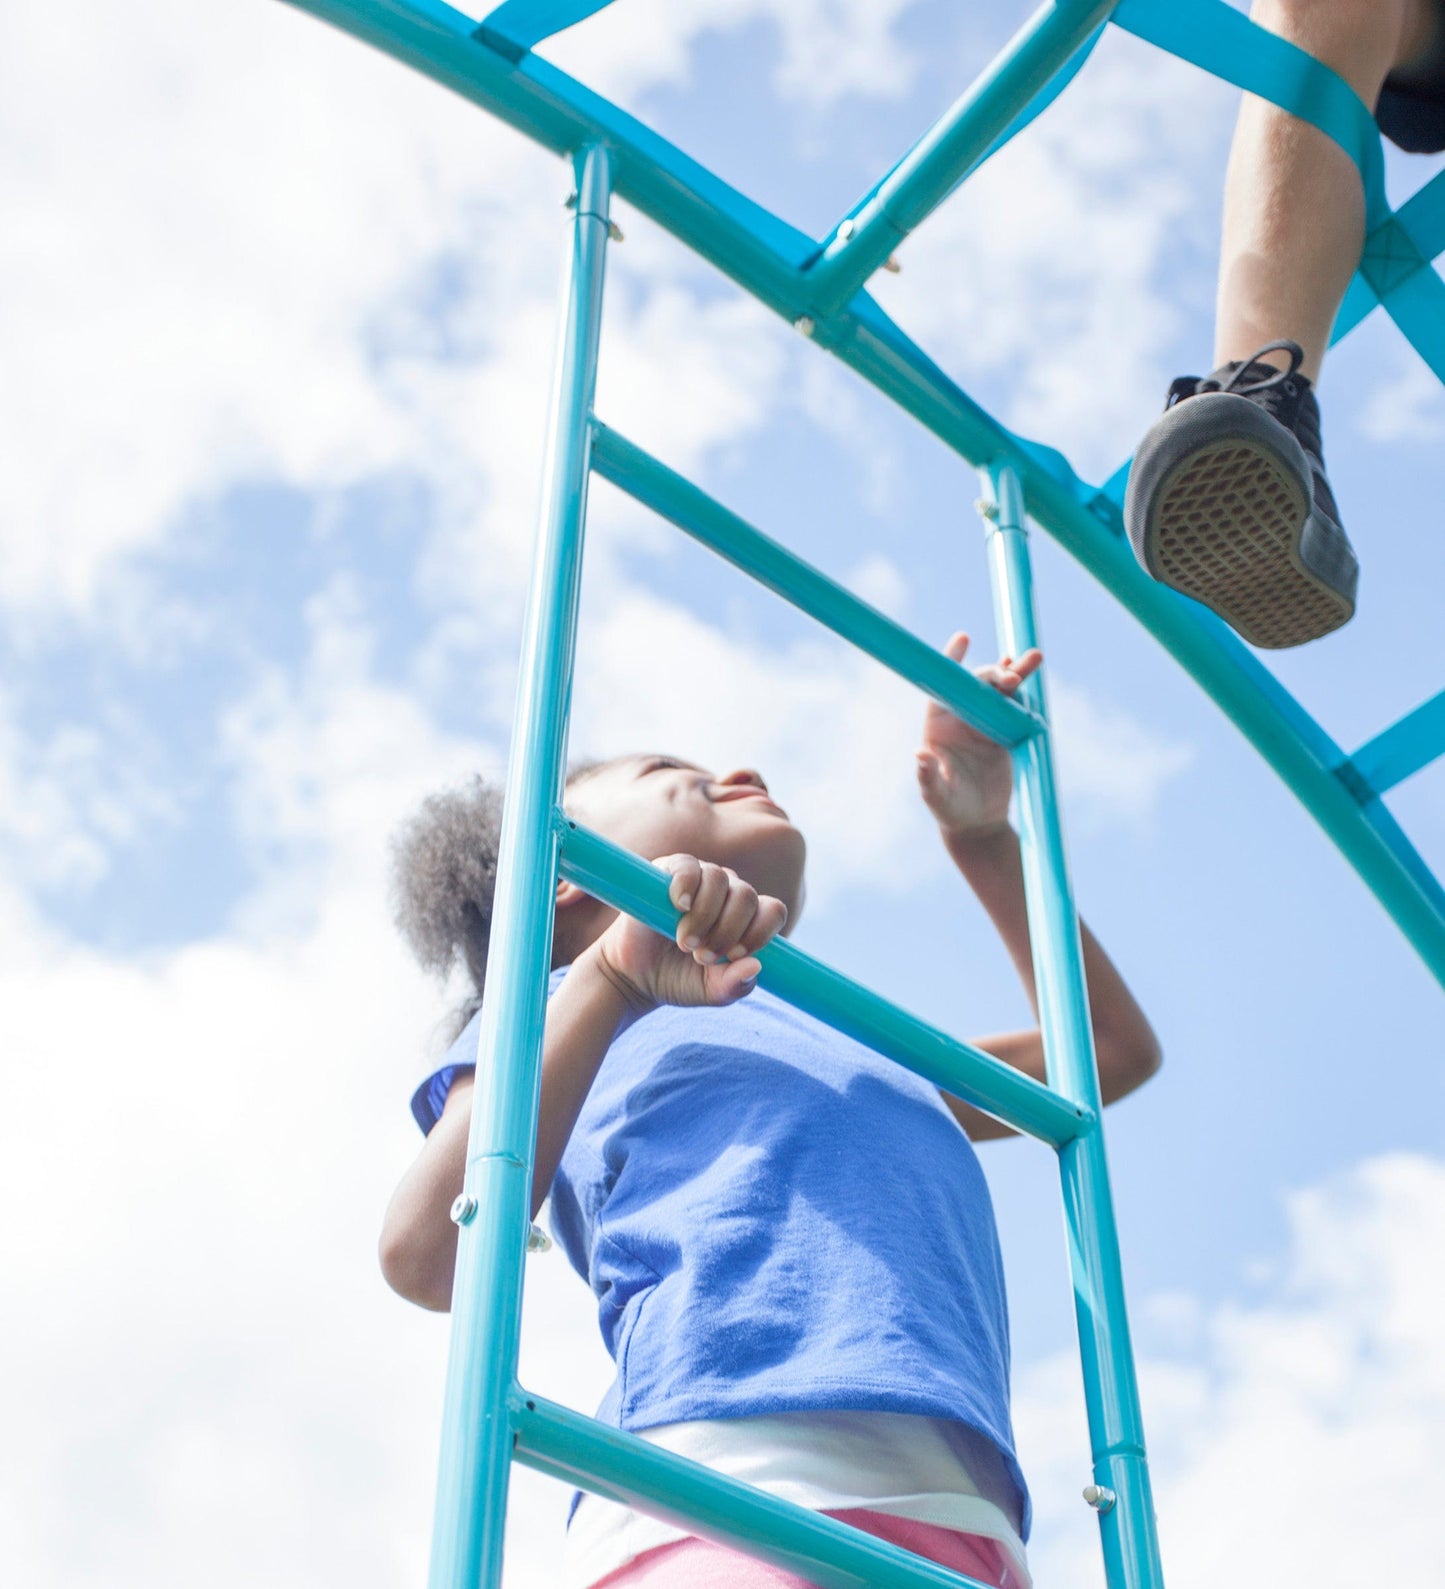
628, 753, 710, 778
571, 753, 710, 802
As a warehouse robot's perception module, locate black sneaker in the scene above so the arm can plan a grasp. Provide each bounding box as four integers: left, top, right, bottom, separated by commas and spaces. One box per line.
1124, 339, 1358, 649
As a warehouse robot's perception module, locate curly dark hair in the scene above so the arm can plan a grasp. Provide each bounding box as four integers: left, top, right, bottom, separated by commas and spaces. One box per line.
390, 758, 617, 1039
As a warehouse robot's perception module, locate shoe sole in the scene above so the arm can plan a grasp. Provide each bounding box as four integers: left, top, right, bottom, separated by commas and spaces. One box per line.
1125, 393, 1358, 649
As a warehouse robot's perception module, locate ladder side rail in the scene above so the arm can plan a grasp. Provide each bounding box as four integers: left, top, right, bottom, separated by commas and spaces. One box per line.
512, 1391, 998, 1589
980, 465, 1165, 1589
559, 818, 1093, 1147
427, 143, 612, 1589
804, 0, 1117, 316
590, 423, 1042, 748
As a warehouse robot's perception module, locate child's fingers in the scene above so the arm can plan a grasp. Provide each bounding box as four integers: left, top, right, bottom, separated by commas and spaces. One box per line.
1013, 646, 1043, 679
979, 648, 1043, 694
700, 881, 758, 963
943, 631, 970, 662
676, 861, 729, 952
735, 894, 788, 957
709, 956, 762, 1003
659, 854, 703, 915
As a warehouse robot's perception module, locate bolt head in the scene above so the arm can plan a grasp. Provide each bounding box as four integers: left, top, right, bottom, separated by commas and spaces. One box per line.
837, 219, 855, 241
794, 316, 816, 338
527, 1222, 553, 1253
450, 1193, 478, 1226
1082, 1483, 1117, 1513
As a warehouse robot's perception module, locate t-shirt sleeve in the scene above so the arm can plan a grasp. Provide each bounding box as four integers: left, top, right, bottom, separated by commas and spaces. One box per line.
409, 1010, 482, 1135
406, 968, 573, 1135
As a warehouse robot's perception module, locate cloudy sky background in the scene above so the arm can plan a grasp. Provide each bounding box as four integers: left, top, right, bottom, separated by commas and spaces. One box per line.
2, 1, 1443, 1585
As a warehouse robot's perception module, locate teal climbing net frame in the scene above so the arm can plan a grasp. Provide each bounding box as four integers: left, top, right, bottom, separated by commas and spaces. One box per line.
279, 3, 1445, 1586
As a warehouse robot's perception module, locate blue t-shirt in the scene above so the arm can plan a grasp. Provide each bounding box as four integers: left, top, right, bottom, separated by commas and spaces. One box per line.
412, 968, 1030, 1538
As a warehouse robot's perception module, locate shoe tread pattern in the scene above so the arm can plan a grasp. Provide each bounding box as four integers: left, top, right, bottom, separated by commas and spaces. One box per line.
1148, 439, 1354, 649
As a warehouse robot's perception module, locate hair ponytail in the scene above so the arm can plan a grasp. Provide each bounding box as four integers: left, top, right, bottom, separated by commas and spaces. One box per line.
390, 776, 504, 1040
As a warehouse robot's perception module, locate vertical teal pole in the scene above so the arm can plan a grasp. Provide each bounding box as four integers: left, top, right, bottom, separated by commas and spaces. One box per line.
980, 464, 1165, 1589
427, 142, 612, 1589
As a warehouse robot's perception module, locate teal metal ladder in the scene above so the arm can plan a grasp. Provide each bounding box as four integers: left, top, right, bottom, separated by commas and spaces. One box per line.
277, 4, 1445, 1586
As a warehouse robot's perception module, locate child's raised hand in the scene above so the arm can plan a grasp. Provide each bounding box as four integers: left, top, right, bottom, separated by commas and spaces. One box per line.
592, 855, 787, 1013
916, 631, 1042, 836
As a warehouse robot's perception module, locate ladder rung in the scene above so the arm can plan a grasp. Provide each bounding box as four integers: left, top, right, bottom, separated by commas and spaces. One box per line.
560, 820, 1092, 1148
512, 1390, 1001, 1589
590, 423, 1043, 749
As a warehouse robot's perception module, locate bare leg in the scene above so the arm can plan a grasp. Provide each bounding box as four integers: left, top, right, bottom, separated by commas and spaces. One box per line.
1216, 0, 1439, 381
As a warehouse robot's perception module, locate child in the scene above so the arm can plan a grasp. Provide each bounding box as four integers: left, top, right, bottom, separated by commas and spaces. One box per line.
381, 633, 1162, 1589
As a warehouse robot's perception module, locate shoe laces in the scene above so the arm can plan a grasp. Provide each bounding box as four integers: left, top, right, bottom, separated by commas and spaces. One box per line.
1167, 339, 1306, 416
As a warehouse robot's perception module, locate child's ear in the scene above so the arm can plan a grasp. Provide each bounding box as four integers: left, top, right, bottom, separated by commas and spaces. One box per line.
555, 878, 587, 911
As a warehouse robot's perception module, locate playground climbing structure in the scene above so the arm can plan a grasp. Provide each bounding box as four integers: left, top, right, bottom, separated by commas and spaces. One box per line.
279, 4, 1445, 1585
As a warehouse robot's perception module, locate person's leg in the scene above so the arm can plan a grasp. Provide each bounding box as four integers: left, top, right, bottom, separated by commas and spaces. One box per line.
1217, 0, 1440, 381
1124, 0, 1444, 647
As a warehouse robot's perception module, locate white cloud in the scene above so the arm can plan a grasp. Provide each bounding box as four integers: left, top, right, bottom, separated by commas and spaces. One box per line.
214, 571, 491, 936
1, 1, 527, 610
540, 0, 922, 108
0, 1, 803, 621
1017, 1152, 1445, 1589
0, 573, 584, 1588
0, 682, 179, 891
795, 356, 906, 516
1358, 342, 1445, 443
569, 584, 1196, 913
570, 582, 933, 911
1048, 676, 1195, 836
842, 551, 910, 618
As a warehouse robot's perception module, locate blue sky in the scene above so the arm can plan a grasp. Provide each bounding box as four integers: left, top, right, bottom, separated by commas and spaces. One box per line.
2, 3, 1442, 1586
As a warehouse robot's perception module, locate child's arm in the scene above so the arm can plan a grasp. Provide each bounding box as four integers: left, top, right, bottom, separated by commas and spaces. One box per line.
917, 633, 1162, 1143
379, 857, 787, 1310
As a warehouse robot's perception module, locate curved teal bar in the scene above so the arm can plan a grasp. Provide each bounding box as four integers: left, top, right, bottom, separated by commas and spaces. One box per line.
279, 0, 1445, 993
558, 818, 1092, 1148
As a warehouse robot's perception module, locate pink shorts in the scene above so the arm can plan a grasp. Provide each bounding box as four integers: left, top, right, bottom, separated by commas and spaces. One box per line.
590, 1507, 1023, 1588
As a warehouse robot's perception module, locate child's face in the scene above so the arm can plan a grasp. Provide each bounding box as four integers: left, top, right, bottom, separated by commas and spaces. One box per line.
566, 754, 807, 928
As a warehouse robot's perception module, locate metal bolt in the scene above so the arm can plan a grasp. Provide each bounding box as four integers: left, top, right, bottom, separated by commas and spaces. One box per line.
450, 1193, 478, 1226
563, 190, 578, 209
527, 1222, 553, 1254
794, 316, 816, 337
883, 255, 902, 274
608, 220, 624, 242
975, 497, 999, 522
1082, 1484, 1117, 1513
837, 219, 855, 241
